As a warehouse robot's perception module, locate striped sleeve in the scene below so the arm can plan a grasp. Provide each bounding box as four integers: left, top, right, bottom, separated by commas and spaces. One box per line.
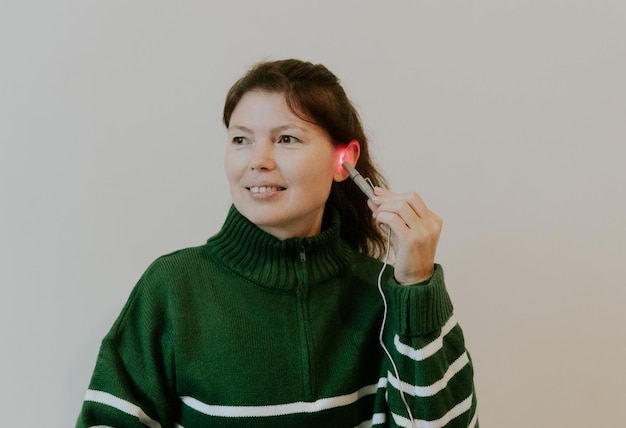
380, 264, 479, 427
76, 339, 173, 427
76, 262, 178, 427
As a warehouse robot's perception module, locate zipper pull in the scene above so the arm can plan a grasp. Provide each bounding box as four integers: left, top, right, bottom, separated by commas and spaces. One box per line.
299, 246, 306, 262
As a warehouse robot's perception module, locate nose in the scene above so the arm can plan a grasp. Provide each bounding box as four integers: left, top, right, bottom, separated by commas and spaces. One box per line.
249, 141, 276, 171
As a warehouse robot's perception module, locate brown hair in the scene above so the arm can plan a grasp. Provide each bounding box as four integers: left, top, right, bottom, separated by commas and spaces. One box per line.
223, 59, 387, 258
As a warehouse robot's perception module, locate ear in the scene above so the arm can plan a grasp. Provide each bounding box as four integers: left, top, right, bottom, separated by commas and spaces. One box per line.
334, 139, 361, 182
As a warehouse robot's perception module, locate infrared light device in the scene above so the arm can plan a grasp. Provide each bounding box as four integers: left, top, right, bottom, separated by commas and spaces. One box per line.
342, 162, 376, 199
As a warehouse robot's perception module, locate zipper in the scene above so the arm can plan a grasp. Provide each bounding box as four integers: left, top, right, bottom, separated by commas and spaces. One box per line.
296, 243, 312, 398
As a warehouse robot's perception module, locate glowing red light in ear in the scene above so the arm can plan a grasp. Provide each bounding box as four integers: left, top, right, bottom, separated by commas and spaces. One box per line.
337, 146, 348, 171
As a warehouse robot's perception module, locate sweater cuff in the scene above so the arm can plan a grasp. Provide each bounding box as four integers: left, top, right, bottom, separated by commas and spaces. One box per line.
386, 264, 454, 336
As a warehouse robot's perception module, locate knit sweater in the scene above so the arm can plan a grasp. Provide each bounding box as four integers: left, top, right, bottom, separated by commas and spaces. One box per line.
77, 206, 478, 427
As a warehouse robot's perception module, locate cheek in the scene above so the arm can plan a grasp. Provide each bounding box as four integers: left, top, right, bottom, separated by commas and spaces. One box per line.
299, 156, 336, 194
224, 151, 245, 182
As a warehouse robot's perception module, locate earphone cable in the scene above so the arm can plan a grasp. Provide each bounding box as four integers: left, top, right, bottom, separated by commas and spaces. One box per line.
377, 226, 416, 427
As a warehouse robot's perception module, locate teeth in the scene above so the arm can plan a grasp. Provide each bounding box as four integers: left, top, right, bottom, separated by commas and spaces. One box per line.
249, 186, 281, 193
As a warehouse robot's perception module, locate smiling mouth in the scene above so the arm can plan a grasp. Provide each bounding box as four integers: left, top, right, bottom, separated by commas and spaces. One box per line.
247, 186, 286, 194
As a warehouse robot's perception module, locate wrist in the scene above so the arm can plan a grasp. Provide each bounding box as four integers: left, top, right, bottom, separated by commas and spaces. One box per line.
395, 269, 434, 286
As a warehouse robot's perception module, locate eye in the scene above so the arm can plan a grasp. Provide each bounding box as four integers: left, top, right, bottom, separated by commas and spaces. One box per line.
231, 136, 246, 145
278, 135, 300, 144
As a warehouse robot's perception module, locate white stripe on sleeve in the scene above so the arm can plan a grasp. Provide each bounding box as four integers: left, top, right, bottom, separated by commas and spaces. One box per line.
387, 352, 471, 397
390, 393, 474, 428
84, 389, 162, 428
393, 316, 458, 361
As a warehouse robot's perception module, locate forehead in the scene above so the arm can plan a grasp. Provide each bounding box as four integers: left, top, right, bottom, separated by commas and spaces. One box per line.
231, 91, 291, 117
229, 91, 312, 131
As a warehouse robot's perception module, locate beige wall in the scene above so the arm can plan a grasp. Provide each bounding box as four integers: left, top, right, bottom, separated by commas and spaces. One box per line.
1, 1, 624, 426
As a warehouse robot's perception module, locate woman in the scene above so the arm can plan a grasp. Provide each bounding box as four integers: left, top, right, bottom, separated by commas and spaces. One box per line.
77, 59, 478, 427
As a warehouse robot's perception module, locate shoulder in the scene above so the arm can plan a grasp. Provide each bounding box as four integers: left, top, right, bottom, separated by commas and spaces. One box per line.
106, 244, 213, 337
141, 244, 212, 280
349, 252, 390, 280
121, 244, 214, 307
347, 252, 395, 292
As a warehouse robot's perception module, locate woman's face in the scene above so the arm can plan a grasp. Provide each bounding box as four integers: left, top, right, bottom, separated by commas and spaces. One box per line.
225, 90, 342, 240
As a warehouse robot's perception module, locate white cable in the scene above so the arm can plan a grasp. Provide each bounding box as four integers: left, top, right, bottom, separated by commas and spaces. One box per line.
377, 226, 416, 428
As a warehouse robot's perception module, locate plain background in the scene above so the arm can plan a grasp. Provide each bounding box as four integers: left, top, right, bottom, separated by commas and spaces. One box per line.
1, 1, 625, 426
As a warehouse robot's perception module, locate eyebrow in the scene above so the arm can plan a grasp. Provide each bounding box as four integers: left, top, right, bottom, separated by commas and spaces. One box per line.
227, 125, 254, 133
227, 124, 309, 134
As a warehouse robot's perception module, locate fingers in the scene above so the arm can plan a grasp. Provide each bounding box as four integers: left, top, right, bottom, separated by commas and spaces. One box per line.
369, 187, 440, 231
368, 187, 443, 284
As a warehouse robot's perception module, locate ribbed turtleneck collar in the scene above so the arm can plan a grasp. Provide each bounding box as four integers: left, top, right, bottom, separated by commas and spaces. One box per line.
205, 205, 354, 292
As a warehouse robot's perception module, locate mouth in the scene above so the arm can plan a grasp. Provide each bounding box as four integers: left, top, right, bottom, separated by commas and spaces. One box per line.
246, 185, 286, 194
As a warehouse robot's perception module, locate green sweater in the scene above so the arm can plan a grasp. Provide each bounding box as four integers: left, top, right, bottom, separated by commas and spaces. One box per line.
77, 206, 478, 427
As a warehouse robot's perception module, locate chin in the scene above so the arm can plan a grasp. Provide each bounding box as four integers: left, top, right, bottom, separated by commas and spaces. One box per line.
235, 203, 276, 226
